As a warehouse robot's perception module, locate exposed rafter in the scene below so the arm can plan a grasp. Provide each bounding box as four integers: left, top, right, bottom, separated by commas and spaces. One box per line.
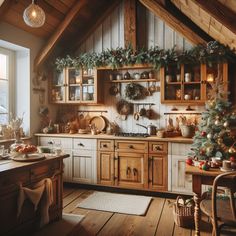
124, 0, 137, 50
34, 0, 87, 71
192, 0, 236, 34
139, 0, 210, 45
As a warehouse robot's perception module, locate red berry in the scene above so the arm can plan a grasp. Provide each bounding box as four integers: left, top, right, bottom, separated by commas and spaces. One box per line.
186, 158, 193, 165
201, 131, 207, 137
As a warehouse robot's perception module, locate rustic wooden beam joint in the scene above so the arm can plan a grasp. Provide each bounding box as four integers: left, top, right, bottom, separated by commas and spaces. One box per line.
124, 0, 137, 50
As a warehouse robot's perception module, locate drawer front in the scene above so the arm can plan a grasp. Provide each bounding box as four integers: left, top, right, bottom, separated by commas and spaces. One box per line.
38, 137, 72, 149
115, 140, 148, 153
73, 138, 96, 151
30, 160, 60, 182
0, 171, 30, 193
149, 142, 167, 154
97, 139, 114, 151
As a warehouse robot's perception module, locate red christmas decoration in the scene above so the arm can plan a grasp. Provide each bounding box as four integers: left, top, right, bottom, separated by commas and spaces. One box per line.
201, 131, 207, 137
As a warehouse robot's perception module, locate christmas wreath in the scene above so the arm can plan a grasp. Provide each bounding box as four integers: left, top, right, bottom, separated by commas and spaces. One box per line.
125, 83, 145, 100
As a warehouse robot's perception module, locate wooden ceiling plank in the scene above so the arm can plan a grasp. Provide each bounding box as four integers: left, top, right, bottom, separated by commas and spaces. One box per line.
139, 0, 207, 45
34, 0, 88, 70
192, 0, 236, 34
124, 0, 137, 50
44, 0, 70, 14
0, 0, 13, 20
71, 0, 120, 52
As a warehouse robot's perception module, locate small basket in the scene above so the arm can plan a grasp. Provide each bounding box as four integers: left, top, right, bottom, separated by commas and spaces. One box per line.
172, 196, 195, 228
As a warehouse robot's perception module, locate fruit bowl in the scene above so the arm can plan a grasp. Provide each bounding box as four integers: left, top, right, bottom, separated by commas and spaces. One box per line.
13, 144, 38, 155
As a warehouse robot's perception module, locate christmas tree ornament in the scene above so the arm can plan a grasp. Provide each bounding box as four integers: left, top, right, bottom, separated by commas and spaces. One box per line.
217, 138, 223, 144
223, 121, 229, 127
214, 119, 220, 126
228, 146, 236, 154
207, 133, 212, 139
201, 131, 207, 137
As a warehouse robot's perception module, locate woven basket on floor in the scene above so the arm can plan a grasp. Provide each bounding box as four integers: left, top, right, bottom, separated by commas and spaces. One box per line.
173, 196, 195, 228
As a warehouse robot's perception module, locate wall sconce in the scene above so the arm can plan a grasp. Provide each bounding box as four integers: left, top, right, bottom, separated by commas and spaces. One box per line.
23, 0, 46, 28
207, 74, 214, 82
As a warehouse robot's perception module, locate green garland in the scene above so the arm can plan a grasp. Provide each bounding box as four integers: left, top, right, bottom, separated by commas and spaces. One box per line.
55, 41, 236, 72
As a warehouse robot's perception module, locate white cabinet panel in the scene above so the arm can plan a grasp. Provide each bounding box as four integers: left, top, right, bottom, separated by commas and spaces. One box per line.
73, 138, 96, 151
38, 137, 72, 149
72, 150, 97, 184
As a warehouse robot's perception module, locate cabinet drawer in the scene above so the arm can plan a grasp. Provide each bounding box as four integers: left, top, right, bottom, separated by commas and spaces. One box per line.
73, 138, 96, 150
98, 139, 114, 151
39, 137, 72, 149
115, 140, 148, 153
149, 142, 167, 154
30, 160, 60, 182
0, 171, 30, 193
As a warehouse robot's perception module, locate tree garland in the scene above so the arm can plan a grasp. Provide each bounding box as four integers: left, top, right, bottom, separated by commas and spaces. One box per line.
55, 41, 235, 72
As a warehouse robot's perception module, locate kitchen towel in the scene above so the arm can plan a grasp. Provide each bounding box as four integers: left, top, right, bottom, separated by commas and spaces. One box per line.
77, 191, 152, 215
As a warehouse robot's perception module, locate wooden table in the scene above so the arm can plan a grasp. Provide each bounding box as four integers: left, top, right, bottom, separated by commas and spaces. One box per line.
185, 165, 223, 236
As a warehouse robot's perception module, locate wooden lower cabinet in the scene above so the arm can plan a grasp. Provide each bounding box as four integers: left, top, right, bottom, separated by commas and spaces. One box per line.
97, 151, 114, 185
115, 152, 148, 189
97, 139, 168, 191
148, 155, 168, 191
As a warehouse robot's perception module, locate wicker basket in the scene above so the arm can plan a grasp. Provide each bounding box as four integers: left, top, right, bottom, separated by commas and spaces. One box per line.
173, 196, 195, 228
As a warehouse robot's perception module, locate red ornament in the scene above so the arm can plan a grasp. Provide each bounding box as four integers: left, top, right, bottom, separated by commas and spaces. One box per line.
201, 131, 207, 137
186, 158, 193, 166
230, 156, 236, 162
199, 149, 206, 155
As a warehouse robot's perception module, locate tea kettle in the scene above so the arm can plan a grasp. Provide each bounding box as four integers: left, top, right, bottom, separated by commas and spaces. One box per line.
136, 123, 157, 135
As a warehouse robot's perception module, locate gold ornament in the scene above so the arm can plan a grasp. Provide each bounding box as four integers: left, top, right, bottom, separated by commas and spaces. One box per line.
214, 119, 220, 126
228, 147, 236, 154
223, 121, 229, 127
217, 138, 223, 144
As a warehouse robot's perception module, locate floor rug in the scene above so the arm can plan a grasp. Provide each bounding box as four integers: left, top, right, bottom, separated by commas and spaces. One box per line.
33, 213, 84, 236
77, 192, 152, 216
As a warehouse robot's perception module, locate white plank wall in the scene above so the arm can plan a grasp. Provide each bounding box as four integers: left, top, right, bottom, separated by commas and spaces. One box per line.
76, 0, 204, 133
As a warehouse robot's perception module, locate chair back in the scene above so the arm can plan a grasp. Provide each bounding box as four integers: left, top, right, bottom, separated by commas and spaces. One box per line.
212, 171, 236, 230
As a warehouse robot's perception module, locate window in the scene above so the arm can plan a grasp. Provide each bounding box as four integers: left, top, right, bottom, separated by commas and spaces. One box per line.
0, 47, 14, 125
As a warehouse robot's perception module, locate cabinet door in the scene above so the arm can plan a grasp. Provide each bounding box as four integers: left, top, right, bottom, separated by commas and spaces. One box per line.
116, 152, 148, 189
72, 150, 96, 184
51, 69, 67, 103
149, 155, 168, 191
171, 155, 192, 194
97, 151, 114, 186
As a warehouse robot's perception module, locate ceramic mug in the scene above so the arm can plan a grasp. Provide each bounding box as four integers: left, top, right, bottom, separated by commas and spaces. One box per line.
185, 73, 191, 82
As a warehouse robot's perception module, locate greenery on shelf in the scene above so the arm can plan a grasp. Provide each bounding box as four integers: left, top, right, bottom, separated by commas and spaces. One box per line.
55, 41, 236, 72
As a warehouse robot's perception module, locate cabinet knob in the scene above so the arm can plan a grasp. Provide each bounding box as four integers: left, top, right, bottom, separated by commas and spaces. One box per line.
126, 167, 131, 175
128, 145, 134, 149
133, 168, 138, 176
78, 143, 84, 147
102, 144, 108, 148
48, 141, 54, 145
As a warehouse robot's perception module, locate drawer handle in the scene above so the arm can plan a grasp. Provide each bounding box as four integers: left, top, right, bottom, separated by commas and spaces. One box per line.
155, 146, 162, 151
102, 144, 108, 148
78, 143, 84, 147
48, 141, 54, 145
128, 145, 134, 149
133, 168, 138, 176
126, 167, 131, 175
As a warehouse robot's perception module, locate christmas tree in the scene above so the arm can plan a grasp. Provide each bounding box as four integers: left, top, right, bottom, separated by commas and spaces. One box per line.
190, 66, 236, 160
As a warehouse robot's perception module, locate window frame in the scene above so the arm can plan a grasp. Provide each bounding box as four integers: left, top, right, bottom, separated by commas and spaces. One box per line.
0, 47, 15, 124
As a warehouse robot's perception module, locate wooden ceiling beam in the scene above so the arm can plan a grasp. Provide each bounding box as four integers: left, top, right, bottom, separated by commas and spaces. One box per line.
70, 0, 120, 52
34, 0, 88, 71
124, 0, 137, 50
192, 0, 236, 34
139, 0, 210, 45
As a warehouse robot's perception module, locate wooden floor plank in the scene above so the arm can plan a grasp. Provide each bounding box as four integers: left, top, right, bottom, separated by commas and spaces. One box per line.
173, 224, 192, 236
63, 189, 86, 208
63, 185, 77, 198
97, 197, 165, 236
155, 199, 175, 236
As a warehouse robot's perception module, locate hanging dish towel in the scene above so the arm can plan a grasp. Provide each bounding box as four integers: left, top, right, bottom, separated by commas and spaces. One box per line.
17, 178, 54, 227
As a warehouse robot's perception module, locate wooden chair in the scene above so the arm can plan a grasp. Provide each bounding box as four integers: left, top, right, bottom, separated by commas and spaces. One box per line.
200, 171, 236, 236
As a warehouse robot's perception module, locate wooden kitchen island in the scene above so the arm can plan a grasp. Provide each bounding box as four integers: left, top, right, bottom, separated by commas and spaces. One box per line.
0, 154, 69, 236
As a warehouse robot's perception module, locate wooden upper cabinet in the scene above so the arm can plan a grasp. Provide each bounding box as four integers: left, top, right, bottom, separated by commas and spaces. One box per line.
160, 63, 228, 104
50, 67, 103, 104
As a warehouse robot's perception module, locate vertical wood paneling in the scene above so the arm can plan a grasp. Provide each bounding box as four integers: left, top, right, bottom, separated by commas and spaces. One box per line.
118, 1, 124, 47
102, 16, 111, 50
154, 17, 164, 48
94, 25, 103, 53
147, 11, 155, 48
111, 6, 119, 48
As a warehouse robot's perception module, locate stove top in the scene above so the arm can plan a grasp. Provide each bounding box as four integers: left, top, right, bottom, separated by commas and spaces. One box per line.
115, 132, 150, 137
